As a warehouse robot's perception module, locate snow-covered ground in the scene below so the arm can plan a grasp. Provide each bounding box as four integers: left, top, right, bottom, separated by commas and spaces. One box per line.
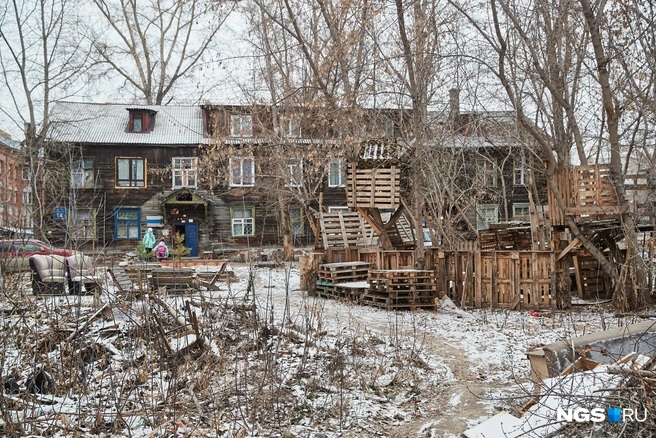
0, 263, 633, 437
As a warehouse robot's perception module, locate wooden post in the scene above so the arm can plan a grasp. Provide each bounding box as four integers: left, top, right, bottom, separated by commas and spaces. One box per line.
512, 251, 520, 309
491, 252, 498, 308
474, 250, 482, 307
532, 251, 539, 308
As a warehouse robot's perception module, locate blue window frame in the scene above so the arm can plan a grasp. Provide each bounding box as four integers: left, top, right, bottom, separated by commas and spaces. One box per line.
115, 208, 141, 240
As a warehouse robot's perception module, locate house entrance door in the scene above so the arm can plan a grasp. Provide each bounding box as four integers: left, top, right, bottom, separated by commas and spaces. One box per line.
172, 222, 199, 257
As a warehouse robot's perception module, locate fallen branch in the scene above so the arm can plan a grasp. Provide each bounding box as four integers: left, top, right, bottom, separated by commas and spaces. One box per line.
606, 366, 656, 379
66, 303, 110, 343
149, 294, 210, 347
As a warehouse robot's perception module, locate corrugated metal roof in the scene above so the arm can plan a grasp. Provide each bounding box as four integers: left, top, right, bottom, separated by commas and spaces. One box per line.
48, 102, 209, 145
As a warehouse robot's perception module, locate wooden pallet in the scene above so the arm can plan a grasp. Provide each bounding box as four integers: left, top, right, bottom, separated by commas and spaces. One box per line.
315, 281, 369, 303
151, 268, 196, 293
360, 295, 437, 311
317, 261, 371, 284
364, 270, 437, 311
346, 165, 401, 208
319, 212, 375, 248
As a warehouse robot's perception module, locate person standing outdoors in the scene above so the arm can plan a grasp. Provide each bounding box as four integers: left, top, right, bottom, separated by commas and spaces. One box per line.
142, 227, 156, 260
154, 238, 169, 262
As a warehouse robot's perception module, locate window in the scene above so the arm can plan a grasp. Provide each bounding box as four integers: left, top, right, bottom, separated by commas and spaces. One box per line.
173, 157, 198, 189
115, 208, 141, 240
283, 116, 301, 138
116, 157, 146, 187
71, 157, 95, 188
71, 208, 96, 240
230, 115, 253, 137
22, 167, 29, 180
476, 204, 499, 230
230, 157, 255, 187
476, 159, 497, 187
22, 188, 31, 205
328, 159, 344, 187
514, 159, 527, 186
133, 114, 143, 132
231, 207, 255, 236
290, 206, 304, 235
285, 158, 303, 187
513, 203, 531, 220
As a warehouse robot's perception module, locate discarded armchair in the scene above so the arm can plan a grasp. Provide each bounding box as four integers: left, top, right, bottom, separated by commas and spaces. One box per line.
29, 255, 67, 295
65, 254, 100, 295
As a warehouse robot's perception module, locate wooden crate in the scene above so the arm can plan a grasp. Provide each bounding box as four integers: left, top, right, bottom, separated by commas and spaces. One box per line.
363, 270, 437, 311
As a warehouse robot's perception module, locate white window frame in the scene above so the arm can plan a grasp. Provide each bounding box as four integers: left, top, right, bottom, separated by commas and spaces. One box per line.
229, 157, 255, 187
328, 159, 344, 187
172, 157, 198, 189
289, 206, 304, 235
70, 208, 96, 240
476, 204, 499, 230
22, 188, 32, 205
231, 207, 255, 237
285, 158, 303, 187
514, 159, 527, 186
283, 116, 301, 138
476, 159, 497, 187
512, 203, 531, 220
230, 114, 253, 138
71, 157, 95, 189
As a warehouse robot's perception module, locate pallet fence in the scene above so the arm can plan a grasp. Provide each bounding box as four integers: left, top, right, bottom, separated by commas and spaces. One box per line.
433, 249, 554, 309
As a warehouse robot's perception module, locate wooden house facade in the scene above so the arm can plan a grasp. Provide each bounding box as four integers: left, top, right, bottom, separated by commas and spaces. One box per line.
46, 102, 410, 254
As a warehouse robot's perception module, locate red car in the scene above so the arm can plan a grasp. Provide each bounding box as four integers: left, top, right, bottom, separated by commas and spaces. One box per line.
0, 239, 77, 274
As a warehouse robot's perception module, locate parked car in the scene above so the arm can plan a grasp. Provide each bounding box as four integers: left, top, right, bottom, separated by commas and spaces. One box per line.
0, 239, 76, 274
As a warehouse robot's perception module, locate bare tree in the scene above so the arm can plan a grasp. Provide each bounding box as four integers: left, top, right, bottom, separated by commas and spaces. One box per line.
90, 0, 232, 105
0, 0, 92, 241
452, 0, 653, 309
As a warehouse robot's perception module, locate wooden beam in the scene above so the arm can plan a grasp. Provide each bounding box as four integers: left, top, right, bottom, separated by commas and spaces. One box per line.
383, 204, 405, 231
556, 238, 580, 261
356, 207, 384, 236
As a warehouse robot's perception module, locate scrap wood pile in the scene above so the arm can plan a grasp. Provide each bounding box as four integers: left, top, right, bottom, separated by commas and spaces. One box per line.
465, 350, 656, 438
0, 267, 449, 437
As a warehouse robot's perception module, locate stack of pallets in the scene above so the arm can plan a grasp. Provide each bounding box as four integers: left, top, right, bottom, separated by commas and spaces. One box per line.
363, 270, 437, 311
315, 262, 371, 302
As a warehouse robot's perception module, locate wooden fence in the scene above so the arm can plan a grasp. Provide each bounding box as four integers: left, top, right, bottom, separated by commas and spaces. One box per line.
433, 249, 554, 309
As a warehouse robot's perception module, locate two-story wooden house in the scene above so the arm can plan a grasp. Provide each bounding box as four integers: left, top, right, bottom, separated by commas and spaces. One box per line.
47, 102, 407, 254
425, 103, 548, 244
48, 102, 210, 254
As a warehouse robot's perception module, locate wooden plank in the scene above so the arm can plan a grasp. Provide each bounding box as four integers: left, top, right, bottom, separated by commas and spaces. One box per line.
531, 251, 539, 309
572, 255, 583, 299
556, 238, 580, 261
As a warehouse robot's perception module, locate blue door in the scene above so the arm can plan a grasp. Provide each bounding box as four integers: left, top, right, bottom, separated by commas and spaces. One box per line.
184, 223, 199, 257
